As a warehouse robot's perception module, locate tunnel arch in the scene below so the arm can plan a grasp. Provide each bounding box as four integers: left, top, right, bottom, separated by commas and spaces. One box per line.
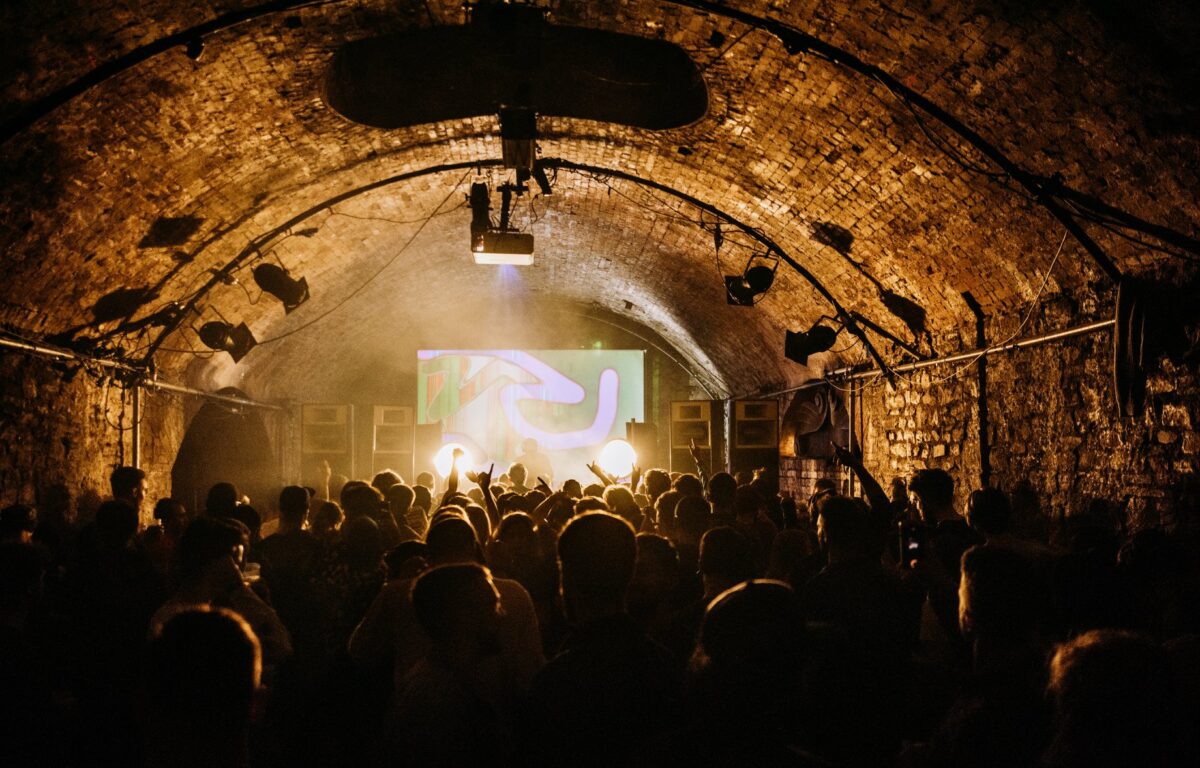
1, 0, 1198, 526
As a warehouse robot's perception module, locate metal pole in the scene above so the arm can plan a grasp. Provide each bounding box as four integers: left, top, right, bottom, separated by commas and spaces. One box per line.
0, 335, 283, 411
847, 378, 857, 497
131, 383, 142, 469
745, 318, 1116, 400
0, 335, 133, 370
144, 378, 286, 411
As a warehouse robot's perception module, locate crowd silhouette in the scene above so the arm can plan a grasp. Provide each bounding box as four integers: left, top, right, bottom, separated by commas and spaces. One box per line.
1, 443, 1199, 768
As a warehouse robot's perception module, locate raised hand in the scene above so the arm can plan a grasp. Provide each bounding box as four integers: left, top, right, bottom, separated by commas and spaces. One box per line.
586, 461, 616, 486
830, 441, 863, 469
476, 463, 495, 490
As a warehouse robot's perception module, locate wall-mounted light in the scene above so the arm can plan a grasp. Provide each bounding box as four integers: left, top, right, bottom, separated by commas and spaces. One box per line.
198, 321, 257, 362
784, 322, 840, 366
253, 264, 309, 313
725, 251, 778, 306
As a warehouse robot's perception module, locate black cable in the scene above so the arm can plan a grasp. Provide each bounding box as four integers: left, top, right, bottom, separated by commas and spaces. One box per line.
253, 169, 472, 346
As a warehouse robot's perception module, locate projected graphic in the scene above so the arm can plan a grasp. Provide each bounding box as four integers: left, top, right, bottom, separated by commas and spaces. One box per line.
417, 350, 644, 482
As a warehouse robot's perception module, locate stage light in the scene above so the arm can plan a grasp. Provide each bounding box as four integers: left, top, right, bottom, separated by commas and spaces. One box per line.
598, 439, 637, 478
470, 182, 491, 253
725, 253, 778, 306
469, 182, 534, 264
198, 321, 257, 362
531, 164, 553, 195
433, 442, 470, 478
474, 231, 534, 265
784, 323, 840, 366
253, 264, 309, 313
745, 264, 775, 294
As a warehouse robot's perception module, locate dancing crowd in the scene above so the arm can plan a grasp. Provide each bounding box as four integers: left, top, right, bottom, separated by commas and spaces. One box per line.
1, 443, 1199, 768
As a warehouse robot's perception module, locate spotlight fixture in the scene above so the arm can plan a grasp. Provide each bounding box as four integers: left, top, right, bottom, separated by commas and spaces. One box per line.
597, 439, 637, 478
198, 321, 257, 362
253, 263, 309, 313
725, 252, 778, 306
469, 182, 491, 253
784, 322, 840, 366
433, 442, 471, 478
468, 180, 535, 265
185, 37, 205, 61
530, 164, 553, 196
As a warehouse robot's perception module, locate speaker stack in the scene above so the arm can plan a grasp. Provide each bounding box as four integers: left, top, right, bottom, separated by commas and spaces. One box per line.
729, 399, 779, 480
301, 404, 355, 479
669, 401, 724, 475
371, 405, 415, 479
626, 419, 659, 470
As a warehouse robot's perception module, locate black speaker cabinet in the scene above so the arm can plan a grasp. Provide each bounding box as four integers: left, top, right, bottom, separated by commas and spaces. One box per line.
669, 401, 724, 475
730, 399, 779, 479
301, 404, 355, 478
626, 419, 658, 470
372, 405, 415, 479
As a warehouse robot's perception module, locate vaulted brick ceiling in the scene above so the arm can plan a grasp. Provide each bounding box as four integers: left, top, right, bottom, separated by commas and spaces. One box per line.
1, 0, 1197, 400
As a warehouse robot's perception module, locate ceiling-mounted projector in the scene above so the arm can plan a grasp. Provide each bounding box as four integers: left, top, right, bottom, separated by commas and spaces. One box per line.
472, 230, 534, 266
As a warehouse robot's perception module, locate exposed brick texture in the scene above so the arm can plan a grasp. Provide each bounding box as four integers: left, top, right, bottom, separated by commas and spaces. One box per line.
0, 353, 183, 525
855, 299, 1200, 534
1, 1, 1198, 519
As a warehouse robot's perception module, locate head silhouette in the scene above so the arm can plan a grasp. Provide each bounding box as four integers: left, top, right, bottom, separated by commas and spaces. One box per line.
815, 494, 873, 561
205, 483, 239, 518
692, 579, 806, 726
143, 606, 261, 768
699, 526, 756, 597
425, 516, 483, 565
152, 498, 190, 539
177, 515, 247, 583
707, 473, 737, 509
387, 483, 415, 517
278, 486, 309, 529
371, 470, 402, 495
643, 469, 671, 500
342, 484, 385, 520
908, 468, 954, 522
557, 512, 636, 624
958, 544, 1042, 647
1046, 630, 1184, 768
966, 487, 1012, 536
411, 563, 503, 661
508, 462, 528, 487
110, 465, 147, 511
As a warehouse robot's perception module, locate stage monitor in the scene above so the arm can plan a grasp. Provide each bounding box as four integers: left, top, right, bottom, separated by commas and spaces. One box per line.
417, 349, 644, 484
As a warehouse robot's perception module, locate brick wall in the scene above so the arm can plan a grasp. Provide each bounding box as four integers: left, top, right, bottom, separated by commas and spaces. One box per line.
779, 456, 843, 502
852, 301, 1200, 536
0, 350, 186, 526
